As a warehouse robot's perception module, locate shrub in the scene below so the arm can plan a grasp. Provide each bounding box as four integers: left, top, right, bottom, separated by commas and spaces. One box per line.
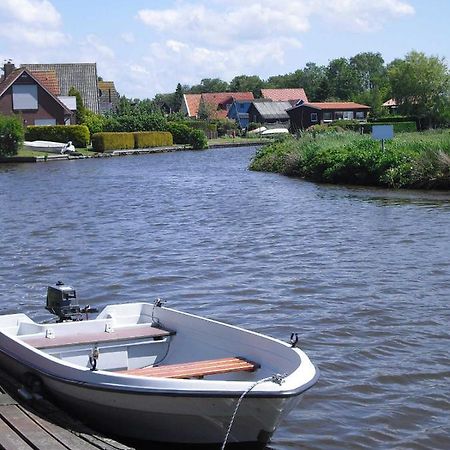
91, 132, 135, 152
250, 132, 450, 189
25, 125, 90, 147
189, 129, 208, 150
0, 114, 24, 156
82, 110, 106, 135
134, 131, 173, 148
362, 122, 417, 133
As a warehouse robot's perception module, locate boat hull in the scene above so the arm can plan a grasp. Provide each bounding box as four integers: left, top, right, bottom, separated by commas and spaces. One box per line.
0, 348, 301, 444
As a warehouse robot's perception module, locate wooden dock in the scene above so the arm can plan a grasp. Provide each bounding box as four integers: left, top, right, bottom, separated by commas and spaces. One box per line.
0, 368, 133, 450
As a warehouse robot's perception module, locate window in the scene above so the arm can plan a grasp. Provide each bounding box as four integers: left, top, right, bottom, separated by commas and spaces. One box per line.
334, 111, 344, 120
323, 112, 332, 122
355, 111, 365, 120
34, 119, 56, 126
12, 84, 38, 110
343, 111, 354, 120
311, 112, 318, 122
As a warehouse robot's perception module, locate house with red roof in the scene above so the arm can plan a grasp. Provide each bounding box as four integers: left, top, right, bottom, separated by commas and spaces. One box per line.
287, 101, 370, 130
181, 92, 254, 119
261, 88, 308, 104
0, 63, 74, 126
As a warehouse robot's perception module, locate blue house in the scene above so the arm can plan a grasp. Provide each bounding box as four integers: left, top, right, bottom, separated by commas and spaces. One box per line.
227, 100, 252, 129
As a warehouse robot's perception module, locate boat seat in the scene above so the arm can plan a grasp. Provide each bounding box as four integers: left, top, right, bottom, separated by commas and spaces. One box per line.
20, 325, 175, 349
120, 357, 260, 379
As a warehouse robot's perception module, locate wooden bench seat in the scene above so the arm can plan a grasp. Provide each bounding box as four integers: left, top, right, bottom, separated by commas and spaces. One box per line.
20, 325, 175, 349
120, 357, 260, 379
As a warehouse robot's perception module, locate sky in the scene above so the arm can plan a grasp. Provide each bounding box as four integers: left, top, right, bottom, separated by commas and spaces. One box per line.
1, 0, 449, 99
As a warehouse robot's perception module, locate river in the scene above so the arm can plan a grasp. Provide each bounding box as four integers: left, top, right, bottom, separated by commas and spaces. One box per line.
1, 146, 449, 449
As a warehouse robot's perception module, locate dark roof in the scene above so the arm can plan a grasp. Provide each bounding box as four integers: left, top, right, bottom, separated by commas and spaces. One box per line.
21, 63, 99, 113
251, 101, 291, 120
0, 68, 71, 114
290, 101, 370, 111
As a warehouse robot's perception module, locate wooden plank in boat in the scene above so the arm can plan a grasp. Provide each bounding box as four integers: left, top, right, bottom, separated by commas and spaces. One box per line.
20, 325, 174, 349
122, 357, 260, 379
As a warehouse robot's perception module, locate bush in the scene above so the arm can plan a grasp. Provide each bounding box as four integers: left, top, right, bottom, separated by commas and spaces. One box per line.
82, 110, 106, 135
250, 132, 450, 189
0, 114, 24, 156
189, 129, 208, 150
91, 132, 135, 152
102, 113, 168, 132
25, 125, 90, 147
134, 131, 173, 148
362, 122, 417, 133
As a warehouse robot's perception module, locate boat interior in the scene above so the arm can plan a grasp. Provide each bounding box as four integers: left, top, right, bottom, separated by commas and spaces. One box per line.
0, 303, 293, 382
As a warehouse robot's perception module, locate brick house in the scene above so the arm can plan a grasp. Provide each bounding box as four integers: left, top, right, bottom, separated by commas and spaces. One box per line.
0, 65, 73, 126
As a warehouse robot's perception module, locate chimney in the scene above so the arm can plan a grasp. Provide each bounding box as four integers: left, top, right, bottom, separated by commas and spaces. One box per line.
3, 60, 15, 78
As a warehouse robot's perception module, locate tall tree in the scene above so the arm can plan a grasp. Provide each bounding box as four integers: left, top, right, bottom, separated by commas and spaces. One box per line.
388, 51, 450, 127
299, 63, 327, 101
325, 58, 360, 100
229, 75, 263, 97
68, 86, 86, 123
190, 78, 229, 93
173, 83, 184, 112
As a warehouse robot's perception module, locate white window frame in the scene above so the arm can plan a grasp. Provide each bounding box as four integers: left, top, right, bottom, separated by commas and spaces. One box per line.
323, 112, 332, 122
311, 112, 318, 122
343, 111, 354, 120
355, 111, 365, 120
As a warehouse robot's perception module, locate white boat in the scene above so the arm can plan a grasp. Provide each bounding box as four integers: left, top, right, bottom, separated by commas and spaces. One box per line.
261, 128, 290, 136
23, 140, 76, 154
0, 284, 318, 446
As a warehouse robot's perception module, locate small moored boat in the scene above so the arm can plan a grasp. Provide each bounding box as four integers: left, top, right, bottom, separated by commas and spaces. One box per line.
23, 140, 76, 154
0, 283, 318, 446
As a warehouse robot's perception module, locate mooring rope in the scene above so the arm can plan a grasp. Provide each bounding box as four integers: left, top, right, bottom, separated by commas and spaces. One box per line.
221, 373, 286, 450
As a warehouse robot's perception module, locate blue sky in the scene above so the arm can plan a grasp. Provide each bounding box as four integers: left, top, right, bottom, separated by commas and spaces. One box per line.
1, 0, 449, 99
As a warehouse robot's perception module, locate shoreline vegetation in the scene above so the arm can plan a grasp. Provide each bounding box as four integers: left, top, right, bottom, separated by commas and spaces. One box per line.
249, 131, 450, 190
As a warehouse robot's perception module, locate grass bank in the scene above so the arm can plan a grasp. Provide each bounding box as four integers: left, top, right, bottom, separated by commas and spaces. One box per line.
250, 131, 450, 189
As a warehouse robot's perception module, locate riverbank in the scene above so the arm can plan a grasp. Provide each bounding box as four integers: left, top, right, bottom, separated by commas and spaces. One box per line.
250, 131, 450, 189
0, 138, 267, 164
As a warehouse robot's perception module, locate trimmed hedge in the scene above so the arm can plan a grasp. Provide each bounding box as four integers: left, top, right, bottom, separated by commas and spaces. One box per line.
134, 131, 173, 148
92, 131, 174, 152
25, 125, 90, 148
91, 132, 135, 152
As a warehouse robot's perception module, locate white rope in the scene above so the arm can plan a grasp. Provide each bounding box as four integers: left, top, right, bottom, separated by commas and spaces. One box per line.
221, 374, 286, 450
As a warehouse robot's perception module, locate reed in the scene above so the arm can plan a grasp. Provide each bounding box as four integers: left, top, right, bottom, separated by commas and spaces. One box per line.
250, 131, 450, 189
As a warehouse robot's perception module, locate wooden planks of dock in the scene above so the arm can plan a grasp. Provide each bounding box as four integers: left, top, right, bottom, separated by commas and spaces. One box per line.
0, 369, 133, 450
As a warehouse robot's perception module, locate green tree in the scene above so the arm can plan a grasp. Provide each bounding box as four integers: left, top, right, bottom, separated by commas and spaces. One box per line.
325, 57, 360, 100
173, 83, 184, 112
388, 51, 450, 128
0, 114, 24, 156
190, 78, 229, 93
229, 75, 263, 97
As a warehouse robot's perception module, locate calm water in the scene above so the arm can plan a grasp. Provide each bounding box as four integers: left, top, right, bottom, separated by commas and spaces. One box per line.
1, 147, 450, 449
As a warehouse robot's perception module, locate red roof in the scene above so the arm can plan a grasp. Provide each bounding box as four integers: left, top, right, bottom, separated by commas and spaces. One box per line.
183, 93, 202, 117
303, 102, 370, 110
261, 88, 308, 103
30, 70, 60, 96
202, 91, 254, 107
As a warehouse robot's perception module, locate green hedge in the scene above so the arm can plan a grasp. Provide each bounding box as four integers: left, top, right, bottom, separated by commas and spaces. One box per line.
0, 114, 24, 157
134, 131, 173, 148
91, 132, 135, 152
362, 122, 417, 133
25, 125, 90, 147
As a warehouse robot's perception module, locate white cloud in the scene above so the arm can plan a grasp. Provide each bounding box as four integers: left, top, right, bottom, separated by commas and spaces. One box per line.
0, 0, 66, 48
314, 0, 415, 32
0, 0, 61, 26
83, 34, 115, 59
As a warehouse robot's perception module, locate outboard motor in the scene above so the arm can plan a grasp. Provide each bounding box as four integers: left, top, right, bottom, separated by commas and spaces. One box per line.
46, 281, 97, 321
